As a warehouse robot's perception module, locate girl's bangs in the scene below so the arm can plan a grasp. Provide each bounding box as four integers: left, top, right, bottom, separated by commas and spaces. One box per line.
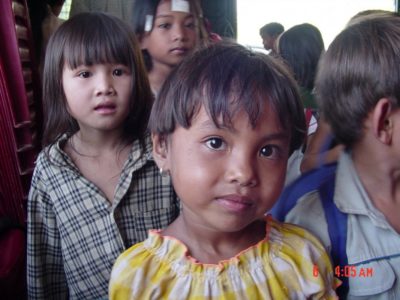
200, 76, 266, 130
62, 25, 132, 69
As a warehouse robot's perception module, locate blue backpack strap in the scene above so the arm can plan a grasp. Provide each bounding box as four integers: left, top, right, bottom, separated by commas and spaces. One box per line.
319, 177, 349, 299
272, 160, 348, 297
271, 162, 337, 221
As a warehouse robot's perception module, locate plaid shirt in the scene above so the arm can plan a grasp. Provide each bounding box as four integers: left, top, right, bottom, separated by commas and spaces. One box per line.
27, 134, 179, 299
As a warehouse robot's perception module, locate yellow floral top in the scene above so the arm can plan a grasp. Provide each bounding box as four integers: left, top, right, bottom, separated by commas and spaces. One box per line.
109, 217, 338, 299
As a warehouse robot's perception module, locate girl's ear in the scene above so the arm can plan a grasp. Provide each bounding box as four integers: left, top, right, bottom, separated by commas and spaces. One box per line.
372, 98, 393, 145
152, 133, 169, 170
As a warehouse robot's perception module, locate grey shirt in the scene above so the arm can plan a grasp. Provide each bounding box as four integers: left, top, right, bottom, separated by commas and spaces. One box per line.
286, 151, 400, 299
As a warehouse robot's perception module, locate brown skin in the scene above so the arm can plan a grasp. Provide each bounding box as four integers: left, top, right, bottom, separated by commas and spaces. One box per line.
300, 116, 344, 173
62, 62, 133, 202
352, 98, 400, 233
152, 105, 291, 263
140, 0, 199, 94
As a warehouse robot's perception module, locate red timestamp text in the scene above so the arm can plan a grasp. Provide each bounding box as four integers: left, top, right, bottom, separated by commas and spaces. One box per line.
313, 264, 374, 278
334, 265, 373, 278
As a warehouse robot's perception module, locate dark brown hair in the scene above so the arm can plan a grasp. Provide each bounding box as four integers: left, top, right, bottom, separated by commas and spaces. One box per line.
42, 12, 153, 149
278, 23, 324, 91
150, 41, 306, 154
315, 14, 400, 147
259, 22, 284, 38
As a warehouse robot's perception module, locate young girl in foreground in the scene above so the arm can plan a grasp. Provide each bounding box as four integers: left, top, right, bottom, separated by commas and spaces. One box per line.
109, 42, 338, 299
131, 0, 208, 95
27, 13, 179, 299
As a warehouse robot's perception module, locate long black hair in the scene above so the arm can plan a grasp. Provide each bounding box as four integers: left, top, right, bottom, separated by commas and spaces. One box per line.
42, 12, 153, 150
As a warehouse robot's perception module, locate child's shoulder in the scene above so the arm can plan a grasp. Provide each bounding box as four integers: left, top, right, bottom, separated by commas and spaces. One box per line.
267, 217, 339, 298
35, 135, 69, 165
110, 231, 163, 286
268, 216, 327, 257
136, 132, 153, 157
114, 237, 149, 264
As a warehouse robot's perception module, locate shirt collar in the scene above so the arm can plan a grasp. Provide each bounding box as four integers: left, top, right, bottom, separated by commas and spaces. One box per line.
47, 132, 154, 174
335, 151, 392, 229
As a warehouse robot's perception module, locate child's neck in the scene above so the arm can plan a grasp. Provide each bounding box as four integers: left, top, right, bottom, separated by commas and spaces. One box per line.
163, 215, 266, 264
353, 145, 400, 233
148, 62, 174, 95
65, 130, 131, 203
72, 129, 126, 155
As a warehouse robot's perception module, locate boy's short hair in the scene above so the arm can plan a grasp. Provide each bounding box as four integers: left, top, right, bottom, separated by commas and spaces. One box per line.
315, 14, 400, 147
150, 41, 306, 154
347, 9, 397, 26
259, 22, 284, 38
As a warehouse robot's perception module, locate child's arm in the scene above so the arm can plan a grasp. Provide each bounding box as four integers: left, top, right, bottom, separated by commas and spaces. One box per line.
301, 117, 344, 173
27, 164, 68, 299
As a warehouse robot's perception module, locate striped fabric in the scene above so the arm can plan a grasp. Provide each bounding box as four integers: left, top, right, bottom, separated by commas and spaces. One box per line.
110, 217, 339, 299
27, 133, 179, 300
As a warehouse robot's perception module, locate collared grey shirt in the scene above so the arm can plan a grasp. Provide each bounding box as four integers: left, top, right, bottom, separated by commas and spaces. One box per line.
27, 134, 179, 299
286, 151, 400, 299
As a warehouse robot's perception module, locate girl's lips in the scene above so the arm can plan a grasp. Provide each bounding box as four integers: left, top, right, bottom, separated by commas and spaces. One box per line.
216, 195, 253, 213
170, 47, 188, 55
94, 103, 116, 115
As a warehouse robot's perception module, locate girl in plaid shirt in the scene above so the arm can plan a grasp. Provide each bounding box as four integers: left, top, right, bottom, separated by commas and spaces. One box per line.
27, 12, 179, 299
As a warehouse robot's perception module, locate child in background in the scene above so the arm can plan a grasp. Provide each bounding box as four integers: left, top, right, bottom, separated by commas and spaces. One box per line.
131, 0, 208, 95
259, 22, 284, 56
27, 12, 179, 299
283, 14, 400, 299
277, 23, 324, 111
109, 42, 338, 299
274, 23, 344, 185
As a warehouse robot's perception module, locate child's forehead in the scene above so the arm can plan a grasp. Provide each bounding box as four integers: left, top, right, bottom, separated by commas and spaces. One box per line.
192, 103, 283, 131
159, 0, 191, 14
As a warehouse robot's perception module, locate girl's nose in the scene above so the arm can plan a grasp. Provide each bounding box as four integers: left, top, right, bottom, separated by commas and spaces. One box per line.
172, 24, 186, 41
95, 74, 115, 96
226, 154, 258, 187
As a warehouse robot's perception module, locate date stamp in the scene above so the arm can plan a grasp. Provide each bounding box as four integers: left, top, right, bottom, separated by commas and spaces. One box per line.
313, 264, 374, 278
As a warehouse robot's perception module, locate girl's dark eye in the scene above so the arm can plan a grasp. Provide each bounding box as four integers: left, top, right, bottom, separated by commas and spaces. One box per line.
260, 145, 279, 158
78, 71, 91, 78
205, 138, 225, 150
185, 22, 196, 29
158, 23, 171, 29
113, 69, 123, 76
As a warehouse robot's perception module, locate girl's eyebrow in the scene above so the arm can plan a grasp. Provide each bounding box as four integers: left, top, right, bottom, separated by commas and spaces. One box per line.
155, 14, 172, 18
